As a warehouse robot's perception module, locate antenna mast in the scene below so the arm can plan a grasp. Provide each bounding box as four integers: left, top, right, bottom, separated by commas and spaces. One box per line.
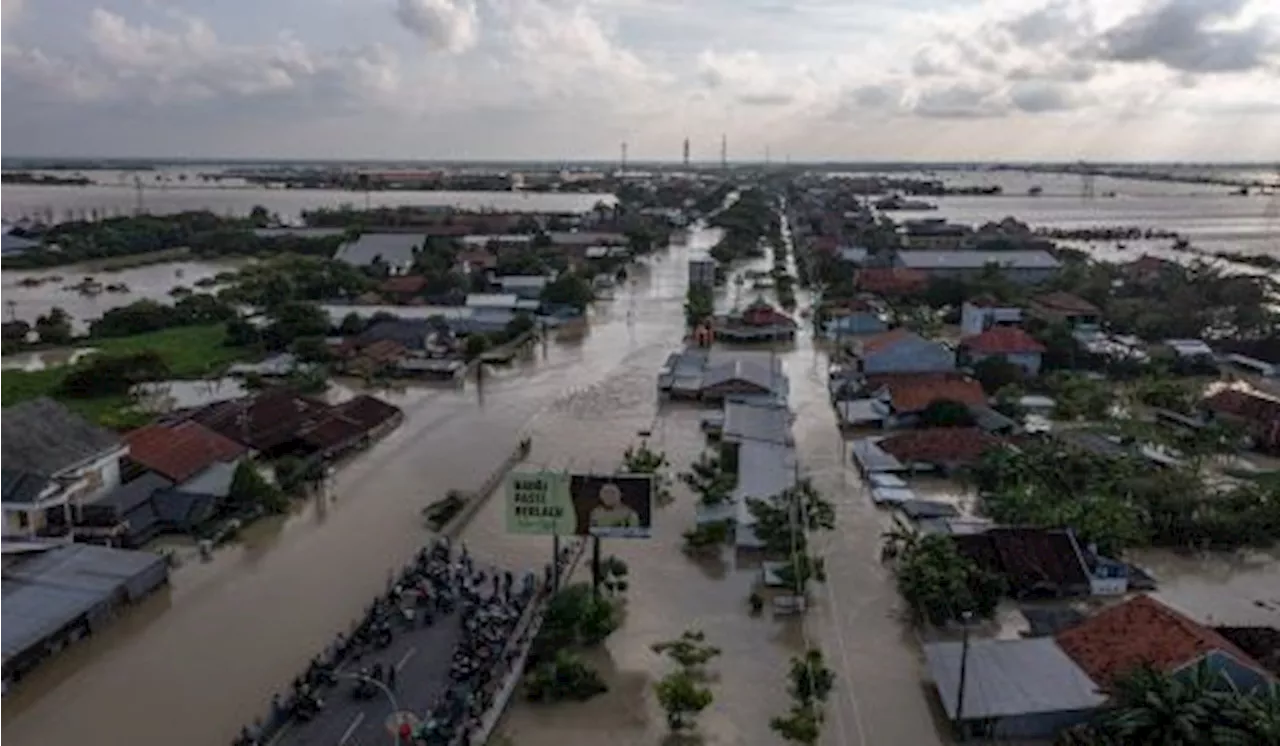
620, 142, 628, 174
682, 138, 690, 168
720, 134, 728, 172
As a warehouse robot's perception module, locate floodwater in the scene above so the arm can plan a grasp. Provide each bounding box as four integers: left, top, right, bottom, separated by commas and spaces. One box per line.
1129, 547, 1280, 628
1, 183, 613, 223
1, 216, 951, 746
1, 260, 239, 329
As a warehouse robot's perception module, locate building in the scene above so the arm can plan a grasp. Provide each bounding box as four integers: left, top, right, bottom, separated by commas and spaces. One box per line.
658, 349, 787, 402
893, 250, 1061, 284
334, 233, 422, 275
1218, 339, 1280, 378
1202, 387, 1280, 453
2, 541, 170, 687
923, 637, 1106, 740
856, 267, 929, 297
861, 373, 987, 428
496, 275, 550, 300
959, 326, 1046, 376
822, 308, 888, 339
899, 218, 973, 250
1056, 595, 1275, 692
1029, 292, 1102, 331
836, 246, 870, 265
688, 257, 717, 288
2, 398, 128, 538
877, 427, 999, 472
854, 328, 956, 375
953, 527, 1099, 599
960, 296, 1022, 336
379, 275, 429, 303
1, 231, 41, 256
712, 299, 798, 343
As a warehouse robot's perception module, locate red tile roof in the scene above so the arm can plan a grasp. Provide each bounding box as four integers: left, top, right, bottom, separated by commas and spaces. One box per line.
961, 326, 1046, 355
1056, 595, 1268, 686
954, 528, 1090, 598
878, 427, 999, 465
334, 395, 402, 431
125, 420, 247, 483
189, 389, 331, 452
1203, 388, 1280, 425
1032, 291, 1100, 316
865, 373, 987, 413
857, 267, 928, 295
381, 275, 428, 295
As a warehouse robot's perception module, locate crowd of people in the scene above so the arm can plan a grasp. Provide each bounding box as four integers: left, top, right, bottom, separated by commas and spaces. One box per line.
231, 537, 580, 746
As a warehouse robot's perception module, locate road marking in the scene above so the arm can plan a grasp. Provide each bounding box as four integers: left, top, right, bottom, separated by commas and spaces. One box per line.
395, 646, 417, 671
339, 712, 365, 745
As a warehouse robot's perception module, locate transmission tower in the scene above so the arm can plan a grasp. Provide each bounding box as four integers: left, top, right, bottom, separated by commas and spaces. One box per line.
682, 138, 690, 168
1079, 161, 1096, 201
620, 141, 628, 174
133, 175, 146, 215
720, 134, 728, 172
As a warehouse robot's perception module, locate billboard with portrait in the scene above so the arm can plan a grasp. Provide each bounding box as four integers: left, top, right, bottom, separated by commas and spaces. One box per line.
506, 471, 652, 538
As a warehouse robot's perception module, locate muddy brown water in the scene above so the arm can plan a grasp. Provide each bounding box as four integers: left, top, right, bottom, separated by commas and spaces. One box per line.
4, 221, 941, 746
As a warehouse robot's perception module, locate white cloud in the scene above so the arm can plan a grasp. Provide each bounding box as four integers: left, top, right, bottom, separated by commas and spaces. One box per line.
394, 0, 478, 53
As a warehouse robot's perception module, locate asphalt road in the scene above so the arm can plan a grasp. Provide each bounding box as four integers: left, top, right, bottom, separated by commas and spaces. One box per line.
270, 609, 463, 746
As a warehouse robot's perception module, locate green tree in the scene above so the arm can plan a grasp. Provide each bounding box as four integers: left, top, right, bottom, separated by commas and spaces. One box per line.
263, 301, 329, 351
463, 333, 491, 360
892, 534, 1005, 625
919, 398, 978, 427
972, 356, 1025, 394
35, 307, 73, 345
652, 630, 721, 676
338, 312, 366, 336
228, 460, 289, 514
680, 452, 735, 506
525, 651, 607, 703
541, 272, 594, 312
684, 284, 715, 328
655, 670, 714, 733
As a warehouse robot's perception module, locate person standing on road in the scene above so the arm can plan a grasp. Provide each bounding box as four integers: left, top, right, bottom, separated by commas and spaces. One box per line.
387, 664, 397, 691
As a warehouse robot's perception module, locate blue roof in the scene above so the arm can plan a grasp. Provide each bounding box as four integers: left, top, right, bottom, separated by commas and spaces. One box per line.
2, 232, 41, 256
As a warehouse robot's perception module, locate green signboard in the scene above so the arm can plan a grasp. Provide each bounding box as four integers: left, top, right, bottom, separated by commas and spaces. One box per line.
506, 470, 653, 538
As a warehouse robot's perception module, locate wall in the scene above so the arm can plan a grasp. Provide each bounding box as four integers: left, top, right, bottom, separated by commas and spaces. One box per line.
2, 449, 125, 537
960, 304, 1022, 336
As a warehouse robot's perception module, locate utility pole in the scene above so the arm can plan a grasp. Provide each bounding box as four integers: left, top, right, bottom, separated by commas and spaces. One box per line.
620, 141, 628, 175
954, 610, 974, 739
682, 137, 690, 168
720, 134, 728, 172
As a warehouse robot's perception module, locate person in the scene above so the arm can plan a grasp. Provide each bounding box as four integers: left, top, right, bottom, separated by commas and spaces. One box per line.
587, 482, 640, 530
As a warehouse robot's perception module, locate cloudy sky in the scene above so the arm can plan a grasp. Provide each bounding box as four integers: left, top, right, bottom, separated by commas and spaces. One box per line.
2, 0, 1278, 161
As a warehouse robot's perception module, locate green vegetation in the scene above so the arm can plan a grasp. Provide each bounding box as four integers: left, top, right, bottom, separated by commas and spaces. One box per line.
227, 461, 289, 514
653, 630, 721, 733
540, 272, 594, 312
680, 452, 735, 507
882, 518, 1005, 625
2, 210, 345, 269
2, 323, 252, 425
973, 442, 1280, 553
684, 284, 714, 328
919, 399, 978, 427
771, 649, 837, 746
746, 480, 835, 595
525, 651, 607, 703
220, 255, 376, 307
709, 188, 778, 265
524, 582, 624, 705
621, 441, 673, 505
1059, 663, 1280, 746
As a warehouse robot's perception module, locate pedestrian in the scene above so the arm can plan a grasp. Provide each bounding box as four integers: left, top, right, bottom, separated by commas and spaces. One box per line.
388, 664, 397, 691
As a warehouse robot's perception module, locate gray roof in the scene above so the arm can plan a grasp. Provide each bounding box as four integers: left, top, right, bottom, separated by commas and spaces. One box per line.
703, 359, 780, 393
722, 400, 792, 445
253, 228, 346, 239
547, 231, 627, 246
1, 398, 123, 478
334, 233, 422, 268
850, 437, 905, 473
898, 250, 1061, 271
93, 472, 173, 513
2, 232, 41, 255
3, 543, 168, 664
924, 638, 1106, 720
1, 470, 52, 505
175, 460, 237, 498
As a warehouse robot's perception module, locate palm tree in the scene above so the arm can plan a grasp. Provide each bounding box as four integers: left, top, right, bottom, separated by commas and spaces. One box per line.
1214, 683, 1280, 746
879, 516, 921, 563
1092, 661, 1229, 745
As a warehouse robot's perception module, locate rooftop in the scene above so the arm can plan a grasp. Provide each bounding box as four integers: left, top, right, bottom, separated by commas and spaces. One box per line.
1056, 595, 1267, 686
125, 420, 248, 483
860, 327, 927, 355
1, 397, 123, 479
334, 233, 421, 268
897, 250, 1061, 271
1203, 387, 1280, 424
924, 637, 1107, 720
865, 373, 987, 413
878, 427, 999, 466
954, 527, 1091, 599
856, 267, 928, 294
1032, 291, 1100, 316
961, 326, 1047, 355
722, 400, 793, 445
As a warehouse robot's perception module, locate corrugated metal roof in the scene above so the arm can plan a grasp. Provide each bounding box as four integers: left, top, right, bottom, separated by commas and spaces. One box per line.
923, 637, 1106, 720
722, 401, 792, 445
2, 398, 123, 479
334, 233, 421, 268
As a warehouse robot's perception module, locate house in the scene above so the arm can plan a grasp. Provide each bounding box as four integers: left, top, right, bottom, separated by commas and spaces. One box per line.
960, 296, 1022, 336
893, 250, 1061, 284
379, 275, 429, 304
659, 349, 787, 402
854, 328, 955, 375
923, 637, 1106, 740
1056, 595, 1275, 692
496, 275, 550, 300
455, 247, 498, 274
1124, 254, 1174, 286
863, 373, 988, 428
2, 398, 128, 538
2, 231, 41, 256
465, 293, 541, 313
124, 420, 247, 484
186, 389, 334, 458
713, 299, 798, 343
334, 233, 422, 275
959, 326, 1046, 376
899, 218, 972, 250
701, 359, 785, 401
953, 527, 1097, 599
1202, 387, 1280, 453
876, 427, 1000, 472
856, 267, 928, 297
1029, 291, 1101, 331
347, 339, 410, 377
836, 246, 870, 265
822, 300, 887, 339
1218, 339, 1280, 378
354, 319, 433, 351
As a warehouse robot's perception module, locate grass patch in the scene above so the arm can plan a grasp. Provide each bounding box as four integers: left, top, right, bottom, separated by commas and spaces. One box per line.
2, 323, 254, 425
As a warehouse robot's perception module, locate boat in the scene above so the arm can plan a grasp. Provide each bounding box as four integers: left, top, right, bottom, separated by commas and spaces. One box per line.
1173, 237, 1190, 250
873, 194, 937, 211
1028, 186, 1043, 196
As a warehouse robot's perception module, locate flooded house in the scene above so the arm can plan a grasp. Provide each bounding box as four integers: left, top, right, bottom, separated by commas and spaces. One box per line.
333, 233, 423, 276
958, 326, 1046, 377
959, 295, 1023, 336
658, 348, 788, 402
851, 328, 956, 375
711, 298, 798, 343
1028, 291, 1102, 332
893, 249, 1062, 285
855, 267, 929, 298
1, 398, 128, 539
1201, 387, 1280, 454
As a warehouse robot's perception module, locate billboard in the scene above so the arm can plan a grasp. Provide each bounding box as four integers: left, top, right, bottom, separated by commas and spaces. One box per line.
507, 471, 652, 538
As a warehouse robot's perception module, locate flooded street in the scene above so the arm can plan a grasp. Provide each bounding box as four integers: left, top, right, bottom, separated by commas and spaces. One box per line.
2, 216, 949, 746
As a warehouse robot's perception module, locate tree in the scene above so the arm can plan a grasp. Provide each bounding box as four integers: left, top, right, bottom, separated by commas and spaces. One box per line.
680, 452, 735, 506
228, 460, 289, 514
684, 284, 715, 328
504, 311, 535, 341
541, 272, 594, 312
463, 333, 491, 360
338, 312, 366, 336
972, 356, 1025, 394
525, 651, 607, 703
60, 351, 170, 398
893, 534, 1005, 625
655, 670, 714, 733
652, 630, 721, 676
919, 398, 977, 427
290, 336, 333, 363
225, 316, 261, 347
35, 307, 73, 345
263, 301, 329, 351
771, 649, 836, 745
